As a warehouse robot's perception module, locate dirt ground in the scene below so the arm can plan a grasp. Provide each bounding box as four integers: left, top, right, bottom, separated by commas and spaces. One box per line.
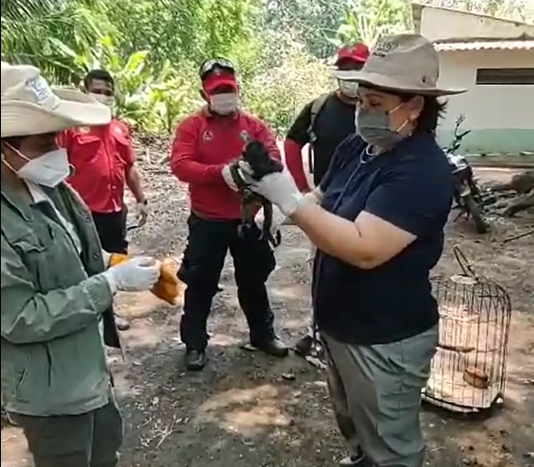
2, 161, 533, 467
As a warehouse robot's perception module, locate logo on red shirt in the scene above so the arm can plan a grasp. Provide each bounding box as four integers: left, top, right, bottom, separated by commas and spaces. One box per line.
202, 130, 214, 141
239, 130, 250, 142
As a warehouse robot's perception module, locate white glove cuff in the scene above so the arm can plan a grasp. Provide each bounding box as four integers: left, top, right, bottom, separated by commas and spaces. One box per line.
101, 250, 111, 268
281, 192, 306, 217
102, 270, 119, 294
221, 165, 239, 191
272, 205, 288, 225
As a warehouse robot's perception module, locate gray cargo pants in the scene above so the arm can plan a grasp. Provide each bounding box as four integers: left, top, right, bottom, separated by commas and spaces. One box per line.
322, 326, 438, 467
9, 400, 123, 467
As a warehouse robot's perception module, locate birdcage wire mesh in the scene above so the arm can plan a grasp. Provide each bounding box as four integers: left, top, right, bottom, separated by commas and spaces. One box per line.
423, 246, 512, 414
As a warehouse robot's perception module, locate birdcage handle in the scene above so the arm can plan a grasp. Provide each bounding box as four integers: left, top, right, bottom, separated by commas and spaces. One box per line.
453, 245, 477, 278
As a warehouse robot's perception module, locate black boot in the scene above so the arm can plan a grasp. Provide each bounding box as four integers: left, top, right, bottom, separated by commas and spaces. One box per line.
250, 337, 289, 358
184, 349, 206, 371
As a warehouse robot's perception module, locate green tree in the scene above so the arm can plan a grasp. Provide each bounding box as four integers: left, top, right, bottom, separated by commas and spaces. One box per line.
104, 0, 255, 70
1, 0, 109, 82
258, 0, 351, 58
336, 0, 411, 46
0, 0, 423, 134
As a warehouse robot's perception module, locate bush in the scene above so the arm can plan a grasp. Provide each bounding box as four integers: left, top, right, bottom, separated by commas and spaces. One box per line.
2, 1, 337, 136
66, 32, 335, 136
106, 37, 334, 136
241, 37, 334, 136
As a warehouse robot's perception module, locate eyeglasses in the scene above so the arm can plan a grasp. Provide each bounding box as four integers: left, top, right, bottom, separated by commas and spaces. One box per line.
199, 58, 236, 80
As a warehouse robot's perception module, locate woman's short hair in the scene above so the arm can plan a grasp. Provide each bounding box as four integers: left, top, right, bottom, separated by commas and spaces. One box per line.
399, 93, 448, 134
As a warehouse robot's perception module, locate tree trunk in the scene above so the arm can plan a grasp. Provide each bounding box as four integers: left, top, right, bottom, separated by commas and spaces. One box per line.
491, 169, 534, 194
501, 189, 534, 217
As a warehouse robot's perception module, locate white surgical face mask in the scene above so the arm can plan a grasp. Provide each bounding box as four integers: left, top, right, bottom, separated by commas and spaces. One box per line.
16, 148, 71, 187
90, 92, 114, 108
210, 93, 238, 115
338, 80, 359, 98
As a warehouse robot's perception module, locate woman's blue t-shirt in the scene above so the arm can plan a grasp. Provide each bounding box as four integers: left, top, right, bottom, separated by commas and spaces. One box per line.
313, 133, 453, 345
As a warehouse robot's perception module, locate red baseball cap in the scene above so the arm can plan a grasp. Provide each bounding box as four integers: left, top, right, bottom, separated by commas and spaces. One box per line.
335, 43, 370, 66
202, 70, 237, 95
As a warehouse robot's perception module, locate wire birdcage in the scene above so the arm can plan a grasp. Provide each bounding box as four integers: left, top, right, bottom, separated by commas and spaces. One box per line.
423, 246, 512, 415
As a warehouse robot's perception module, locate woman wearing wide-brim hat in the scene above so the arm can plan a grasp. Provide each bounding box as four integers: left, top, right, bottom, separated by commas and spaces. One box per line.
239, 34, 466, 467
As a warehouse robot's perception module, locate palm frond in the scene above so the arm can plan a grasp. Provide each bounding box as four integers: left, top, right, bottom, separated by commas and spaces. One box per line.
1, 0, 108, 83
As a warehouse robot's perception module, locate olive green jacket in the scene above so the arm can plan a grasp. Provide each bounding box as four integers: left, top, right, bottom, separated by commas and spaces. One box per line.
1, 181, 120, 416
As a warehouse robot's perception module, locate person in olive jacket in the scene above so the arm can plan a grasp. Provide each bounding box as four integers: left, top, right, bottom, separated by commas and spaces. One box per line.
1, 61, 161, 467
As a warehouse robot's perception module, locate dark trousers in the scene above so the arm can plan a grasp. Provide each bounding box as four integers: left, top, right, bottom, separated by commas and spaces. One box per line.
9, 401, 123, 467
178, 213, 277, 350
92, 208, 128, 254
92, 208, 127, 324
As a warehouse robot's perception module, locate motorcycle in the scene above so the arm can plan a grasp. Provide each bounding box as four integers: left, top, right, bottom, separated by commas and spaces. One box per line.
445, 115, 490, 234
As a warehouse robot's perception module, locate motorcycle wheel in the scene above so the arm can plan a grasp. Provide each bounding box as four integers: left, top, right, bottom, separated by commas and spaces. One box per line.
464, 194, 489, 233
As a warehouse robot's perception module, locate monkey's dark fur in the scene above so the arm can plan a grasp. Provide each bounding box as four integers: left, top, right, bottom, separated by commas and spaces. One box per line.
229, 141, 284, 246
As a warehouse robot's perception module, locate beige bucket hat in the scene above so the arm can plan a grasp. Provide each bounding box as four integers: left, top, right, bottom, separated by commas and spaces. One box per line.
332, 34, 466, 96
1, 61, 111, 138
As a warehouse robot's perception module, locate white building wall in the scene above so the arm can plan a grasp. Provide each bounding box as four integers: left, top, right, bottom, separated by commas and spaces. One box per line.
436, 49, 534, 152
419, 6, 534, 41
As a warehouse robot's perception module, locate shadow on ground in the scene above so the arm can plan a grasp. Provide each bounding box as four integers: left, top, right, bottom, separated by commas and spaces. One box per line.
2, 167, 532, 467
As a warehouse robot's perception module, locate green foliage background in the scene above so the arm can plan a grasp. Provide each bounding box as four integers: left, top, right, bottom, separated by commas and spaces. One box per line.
1, 0, 529, 135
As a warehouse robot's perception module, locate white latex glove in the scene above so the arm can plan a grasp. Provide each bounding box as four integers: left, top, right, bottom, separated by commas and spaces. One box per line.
136, 201, 149, 227
238, 162, 304, 216
101, 250, 112, 268
103, 256, 161, 293
254, 204, 286, 239
221, 164, 239, 191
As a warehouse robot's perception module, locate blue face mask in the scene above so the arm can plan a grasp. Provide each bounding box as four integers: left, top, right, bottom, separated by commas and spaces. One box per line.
355, 103, 409, 147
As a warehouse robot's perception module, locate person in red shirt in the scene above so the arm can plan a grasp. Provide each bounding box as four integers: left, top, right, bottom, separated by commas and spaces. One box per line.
284, 44, 369, 359
170, 58, 288, 371
58, 69, 148, 330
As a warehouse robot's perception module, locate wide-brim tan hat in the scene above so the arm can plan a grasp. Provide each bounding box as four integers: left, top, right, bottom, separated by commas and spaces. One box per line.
1, 62, 111, 138
332, 34, 466, 96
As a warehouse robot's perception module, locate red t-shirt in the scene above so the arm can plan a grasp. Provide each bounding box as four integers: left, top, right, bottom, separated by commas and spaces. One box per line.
170, 108, 281, 220
58, 119, 135, 213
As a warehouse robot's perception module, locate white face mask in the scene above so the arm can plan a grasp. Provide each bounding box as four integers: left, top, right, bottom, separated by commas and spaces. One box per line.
16, 148, 71, 187
90, 92, 114, 108
210, 93, 238, 115
338, 80, 359, 98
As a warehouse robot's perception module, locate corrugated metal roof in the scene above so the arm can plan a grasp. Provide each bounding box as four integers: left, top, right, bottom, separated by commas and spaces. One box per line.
435, 40, 534, 51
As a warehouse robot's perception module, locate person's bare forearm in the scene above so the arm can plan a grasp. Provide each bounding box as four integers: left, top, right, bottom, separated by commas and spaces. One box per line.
126, 165, 146, 203
289, 202, 371, 268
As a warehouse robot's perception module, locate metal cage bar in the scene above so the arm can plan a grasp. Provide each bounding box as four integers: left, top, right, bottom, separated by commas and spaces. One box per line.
424, 263, 512, 415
